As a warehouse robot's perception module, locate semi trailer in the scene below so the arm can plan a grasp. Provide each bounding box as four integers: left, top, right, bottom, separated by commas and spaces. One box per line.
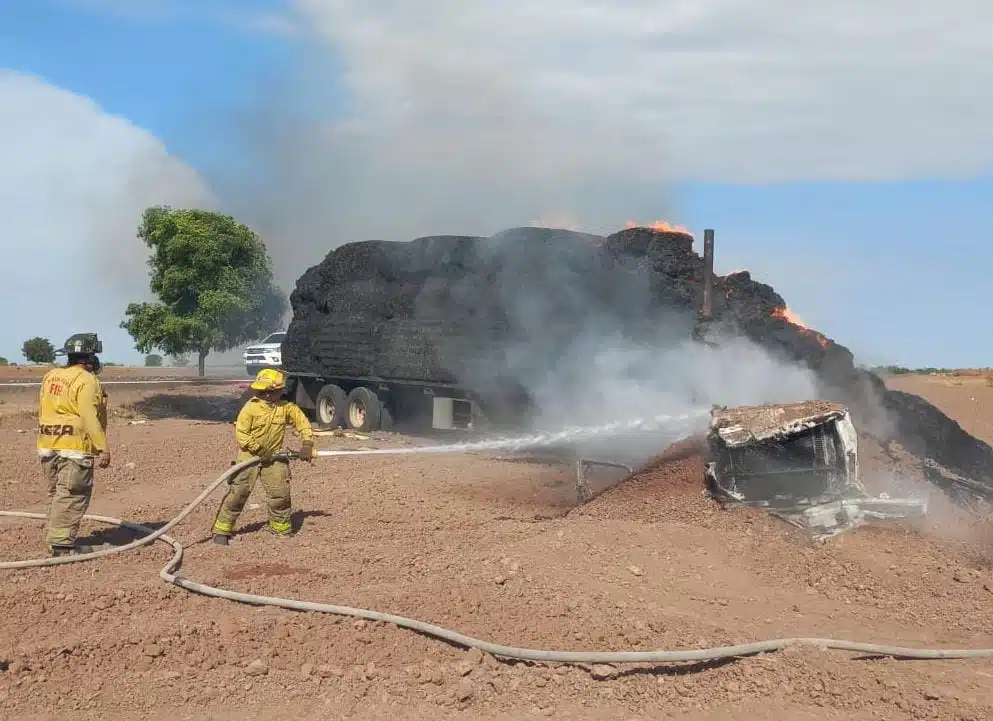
274, 370, 527, 433
260, 227, 718, 434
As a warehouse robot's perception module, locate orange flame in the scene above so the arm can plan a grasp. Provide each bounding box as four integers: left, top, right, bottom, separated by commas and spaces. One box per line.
771, 306, 830, 350
623, 220, 693, 237
772, 306, 809, 327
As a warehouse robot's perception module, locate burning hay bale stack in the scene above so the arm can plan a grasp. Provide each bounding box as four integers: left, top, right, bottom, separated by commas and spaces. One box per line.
283, 224, 993, 501
283, 226, 701, 388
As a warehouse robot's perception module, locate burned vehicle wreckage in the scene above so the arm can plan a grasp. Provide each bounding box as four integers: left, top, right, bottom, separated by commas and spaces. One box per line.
279, 224, 993, 532
705, 401, 926, 538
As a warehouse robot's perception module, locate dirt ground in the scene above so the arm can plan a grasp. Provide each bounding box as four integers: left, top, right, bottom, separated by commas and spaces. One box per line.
0, 365, 245, 383
2, 373, 993, 721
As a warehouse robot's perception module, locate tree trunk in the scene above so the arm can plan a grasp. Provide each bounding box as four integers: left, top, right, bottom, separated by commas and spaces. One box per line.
197, 349, 208, 377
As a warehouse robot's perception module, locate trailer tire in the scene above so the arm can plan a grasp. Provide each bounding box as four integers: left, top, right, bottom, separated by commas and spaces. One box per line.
345, 387, 382, 432
315, 384, 347, 428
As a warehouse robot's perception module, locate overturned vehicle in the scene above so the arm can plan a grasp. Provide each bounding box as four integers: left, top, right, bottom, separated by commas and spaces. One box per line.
705, 400, 927, 539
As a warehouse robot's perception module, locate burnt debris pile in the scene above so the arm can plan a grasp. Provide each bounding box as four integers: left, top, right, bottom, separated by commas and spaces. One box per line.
284, 226, 993, 496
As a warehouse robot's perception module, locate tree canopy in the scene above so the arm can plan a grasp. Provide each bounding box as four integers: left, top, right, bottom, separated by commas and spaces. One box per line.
22, 337, 56, 364
121, 207, 287, 376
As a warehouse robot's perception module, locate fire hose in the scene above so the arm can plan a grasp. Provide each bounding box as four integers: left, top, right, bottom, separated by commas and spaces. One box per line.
3, 454, 993, 664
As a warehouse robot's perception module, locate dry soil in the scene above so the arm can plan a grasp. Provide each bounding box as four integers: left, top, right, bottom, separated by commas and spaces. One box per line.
2, 373, 993, 720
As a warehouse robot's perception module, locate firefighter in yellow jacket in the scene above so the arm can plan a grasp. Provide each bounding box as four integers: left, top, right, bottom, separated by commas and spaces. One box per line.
211, 368, 314, 545
37, 333, 110, 556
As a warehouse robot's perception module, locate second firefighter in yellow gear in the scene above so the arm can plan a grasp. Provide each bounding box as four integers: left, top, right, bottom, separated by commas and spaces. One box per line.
212, 368, 314, 544
37, 333, 110, 556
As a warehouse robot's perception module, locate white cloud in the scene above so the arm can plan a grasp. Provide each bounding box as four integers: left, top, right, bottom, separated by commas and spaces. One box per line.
294, 0, 993, 185
0, 70, 213, 364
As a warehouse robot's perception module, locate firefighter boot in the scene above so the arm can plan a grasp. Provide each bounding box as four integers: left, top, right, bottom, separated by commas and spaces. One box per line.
50, 544, 94, 557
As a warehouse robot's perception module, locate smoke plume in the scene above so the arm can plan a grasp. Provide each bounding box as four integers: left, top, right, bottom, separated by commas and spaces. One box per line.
453, 230, 821, 462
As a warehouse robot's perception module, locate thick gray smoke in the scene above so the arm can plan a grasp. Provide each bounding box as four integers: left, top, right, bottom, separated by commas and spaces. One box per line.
385, 229, 822, 464
517, 330, 821, 464
471, 233, 820, 430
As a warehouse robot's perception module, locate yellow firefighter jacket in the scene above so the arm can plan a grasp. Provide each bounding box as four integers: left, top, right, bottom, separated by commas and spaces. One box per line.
37, 365, 108, 457
235, 396, 314, 460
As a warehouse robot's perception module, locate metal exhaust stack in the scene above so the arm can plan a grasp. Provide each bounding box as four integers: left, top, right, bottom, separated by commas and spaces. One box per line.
701, 228, 715, 320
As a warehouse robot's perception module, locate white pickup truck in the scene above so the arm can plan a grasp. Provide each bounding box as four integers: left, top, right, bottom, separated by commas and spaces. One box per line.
242, 331, 286, 377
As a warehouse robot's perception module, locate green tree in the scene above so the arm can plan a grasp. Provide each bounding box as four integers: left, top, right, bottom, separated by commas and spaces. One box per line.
144, 354, 163, 367
0, 356, 8, 366
22, 337, 56, 364
121, 207, 287, 377
170, 353, 190, 367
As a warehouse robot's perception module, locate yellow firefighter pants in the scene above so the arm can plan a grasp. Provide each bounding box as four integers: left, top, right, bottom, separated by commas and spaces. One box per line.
41, 455, 94, 547
212, 460, 293, 536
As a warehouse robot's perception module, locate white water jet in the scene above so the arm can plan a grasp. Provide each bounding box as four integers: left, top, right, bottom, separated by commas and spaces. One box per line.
315, 408, 709, 458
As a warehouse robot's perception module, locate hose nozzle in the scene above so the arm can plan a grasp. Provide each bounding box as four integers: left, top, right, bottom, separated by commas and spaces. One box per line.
261, 451, 299, 462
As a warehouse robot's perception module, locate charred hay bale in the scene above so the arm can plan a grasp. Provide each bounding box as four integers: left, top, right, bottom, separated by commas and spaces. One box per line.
320, 240, 408, 282
722, 272, 785, 321
399, 235, 486, 275
647, 273, 701, 312
717, 271, 859, 381
317, 279, 397, 316
600, 229, 705, 313
305, 318, 378, 377
288, 265, 326, 307
737, 315, 851, 374
601, 228, 691, 259
370, 319, 455, 381
281, 313, 327, 373
372, 319, 511, 382
489, 227, 603, 246
883, 389, 993, 489
647, 238, 700, 280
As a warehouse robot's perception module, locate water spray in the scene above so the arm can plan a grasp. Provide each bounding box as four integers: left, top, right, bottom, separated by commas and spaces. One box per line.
313, 409, 710, 459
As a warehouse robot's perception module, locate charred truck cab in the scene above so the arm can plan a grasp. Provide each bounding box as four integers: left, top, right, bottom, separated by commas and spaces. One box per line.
705, 401, 927, 538
705, 400, 862, 506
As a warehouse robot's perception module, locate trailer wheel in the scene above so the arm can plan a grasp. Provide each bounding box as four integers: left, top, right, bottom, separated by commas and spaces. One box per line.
346, 387, 382, 432
315, 384, 347, 428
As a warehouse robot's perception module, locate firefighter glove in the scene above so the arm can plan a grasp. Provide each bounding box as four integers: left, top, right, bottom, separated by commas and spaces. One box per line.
300, 442, 314, 463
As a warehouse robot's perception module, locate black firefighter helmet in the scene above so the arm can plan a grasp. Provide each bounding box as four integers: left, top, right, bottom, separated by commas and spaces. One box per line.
62, 333, 103, 356
60, 333, 103, 374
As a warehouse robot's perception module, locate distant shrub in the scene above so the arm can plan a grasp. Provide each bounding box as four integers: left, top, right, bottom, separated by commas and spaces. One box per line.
145, 354, 164, 367
22, 337, 55, 364
870, 365, 954, 376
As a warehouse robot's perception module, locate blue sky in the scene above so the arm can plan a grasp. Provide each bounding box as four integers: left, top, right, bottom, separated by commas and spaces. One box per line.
1, 1, 990, 368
